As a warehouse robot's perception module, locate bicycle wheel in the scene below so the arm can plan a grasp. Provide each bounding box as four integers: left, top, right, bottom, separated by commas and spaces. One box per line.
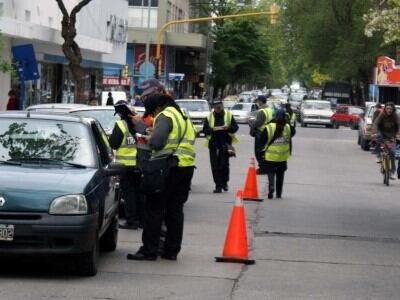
384, 155, 390, 186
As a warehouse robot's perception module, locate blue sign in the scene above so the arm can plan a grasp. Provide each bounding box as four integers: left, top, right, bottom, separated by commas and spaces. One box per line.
11, 44, 40, 82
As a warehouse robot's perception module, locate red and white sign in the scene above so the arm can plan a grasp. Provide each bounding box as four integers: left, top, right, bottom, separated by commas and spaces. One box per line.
376, 56, 400, 86
103, 76, 131, 86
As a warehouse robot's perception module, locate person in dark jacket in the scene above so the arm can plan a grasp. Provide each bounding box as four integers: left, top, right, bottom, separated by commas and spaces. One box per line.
106, 92, 114, 106
6, 90, 17, 110
203, 98, 239, 193
373, 102, 399, 178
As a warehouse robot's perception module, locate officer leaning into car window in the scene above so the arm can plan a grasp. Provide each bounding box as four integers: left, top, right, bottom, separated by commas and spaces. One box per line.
109, 100, 147, 230
203, 98, 239, 193
249, 95, 274, 174
127, 92, 196, 261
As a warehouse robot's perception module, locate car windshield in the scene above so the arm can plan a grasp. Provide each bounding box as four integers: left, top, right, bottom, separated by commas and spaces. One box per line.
176, 101, 209, 112
71, 110, 119, 132
349, 107, 364, 115
303, 102, 331, 110
231, 103, 252, 111
0, 119, 95, 167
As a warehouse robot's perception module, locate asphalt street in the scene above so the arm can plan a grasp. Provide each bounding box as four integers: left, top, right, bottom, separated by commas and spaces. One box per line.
1, 125, 400, 300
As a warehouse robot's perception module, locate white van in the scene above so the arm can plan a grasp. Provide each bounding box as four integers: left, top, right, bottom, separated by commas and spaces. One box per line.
101, 91, 127, 106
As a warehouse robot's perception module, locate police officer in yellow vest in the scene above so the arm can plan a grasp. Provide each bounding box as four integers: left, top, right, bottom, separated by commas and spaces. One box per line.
109, 100, 146, 230
249, 95, 274, 174
263, 109, 296, 199
127, 93, 196, 261
203, 98, 239, 193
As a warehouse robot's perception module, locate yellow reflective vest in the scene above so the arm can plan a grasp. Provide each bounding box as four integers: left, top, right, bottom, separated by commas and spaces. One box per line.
258, 107, 274, 131
264, 123, 291, 162
204, 110, 238, 147
115, 120, 137, 166
152, 106, 196, 167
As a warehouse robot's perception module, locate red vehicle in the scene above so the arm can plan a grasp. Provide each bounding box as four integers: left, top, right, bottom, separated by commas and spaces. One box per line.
330, 105, 365, 130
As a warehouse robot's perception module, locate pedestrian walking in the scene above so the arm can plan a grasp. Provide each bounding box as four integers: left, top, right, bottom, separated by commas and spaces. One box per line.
263, 109, 296, 199
127, 92, 196, 261
249, 95, 274, 174
6, 90, 17, 110
106, 92, 114, 106
203, 98, 239, 193
109, 100, 146, 229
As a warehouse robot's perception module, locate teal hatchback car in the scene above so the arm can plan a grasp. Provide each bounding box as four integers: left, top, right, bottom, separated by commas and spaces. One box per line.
0, 112, 123, 276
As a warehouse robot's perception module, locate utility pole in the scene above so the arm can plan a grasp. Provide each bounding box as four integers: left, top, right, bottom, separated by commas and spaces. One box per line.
144, 0, 152, 80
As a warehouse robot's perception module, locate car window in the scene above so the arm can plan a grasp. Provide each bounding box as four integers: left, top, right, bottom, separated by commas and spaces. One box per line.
0, 119, 95, 167
231, 103, 251, 111
349, 107, 364, 115
336, 107, 348, 114
91, 122, 113, 166
303, 102, 331, 110
176, 101, 210, 112
71, 110, 119, 133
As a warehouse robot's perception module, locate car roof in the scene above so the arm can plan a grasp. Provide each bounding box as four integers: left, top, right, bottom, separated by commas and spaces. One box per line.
27, 103, 88, 111
0, 111, 94, 125
175, 99, 208, 102
69, 106, 115, 112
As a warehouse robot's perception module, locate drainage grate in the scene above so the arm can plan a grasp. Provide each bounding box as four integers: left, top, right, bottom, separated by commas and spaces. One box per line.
255, 231, 400, 244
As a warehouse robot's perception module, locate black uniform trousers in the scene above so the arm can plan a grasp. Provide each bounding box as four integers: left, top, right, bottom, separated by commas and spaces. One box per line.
141, 166, 194, 257
266, 161, 287, 196
120, 170, 144, 226
209, 146, 230, 188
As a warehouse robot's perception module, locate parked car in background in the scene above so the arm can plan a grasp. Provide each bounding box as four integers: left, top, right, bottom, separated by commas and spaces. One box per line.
238, 91, 256, 103
330, 105, 365, 129
230, 102, 258, 124
223, 100, 237, 110
300, 100, 334, 128
0, 112, 122, 276
175, 99, 210, 136
27, 103, 87, 112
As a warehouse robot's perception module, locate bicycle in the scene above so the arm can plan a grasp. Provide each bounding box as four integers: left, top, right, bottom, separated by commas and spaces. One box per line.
380, 140, 396, 186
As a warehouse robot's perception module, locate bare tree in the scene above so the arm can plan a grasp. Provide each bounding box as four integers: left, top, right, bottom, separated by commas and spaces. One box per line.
55, 0, 92, 103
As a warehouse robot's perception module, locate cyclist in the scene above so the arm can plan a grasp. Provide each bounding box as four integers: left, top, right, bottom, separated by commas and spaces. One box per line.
373, 102, 399, 179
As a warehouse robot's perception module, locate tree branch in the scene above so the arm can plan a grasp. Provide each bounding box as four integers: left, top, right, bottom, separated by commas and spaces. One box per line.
71, 0, 92, 19
55, 0, 69, 17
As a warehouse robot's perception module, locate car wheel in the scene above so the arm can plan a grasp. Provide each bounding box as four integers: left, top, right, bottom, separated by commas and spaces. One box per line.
349, 122, 356, 130
326, 124, 332, 128
76, 236, 99, 277
361, 136, 370, 151
100, 215, 118, 252
357, 134, 361, 145
100, 214, 119, 252
332, 122, 339, 129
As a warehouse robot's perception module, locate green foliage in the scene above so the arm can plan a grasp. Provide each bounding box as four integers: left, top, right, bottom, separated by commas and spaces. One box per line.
0, 32, 15, 77
275, 0, 392, 87
211, 18, 271, 90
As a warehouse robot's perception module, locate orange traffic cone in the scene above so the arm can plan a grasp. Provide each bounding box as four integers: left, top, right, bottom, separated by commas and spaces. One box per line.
215, 190, 255, 265
242, 157, 263, 202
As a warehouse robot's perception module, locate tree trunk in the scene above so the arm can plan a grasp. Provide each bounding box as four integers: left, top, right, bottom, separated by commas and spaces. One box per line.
56, 0, 92, 103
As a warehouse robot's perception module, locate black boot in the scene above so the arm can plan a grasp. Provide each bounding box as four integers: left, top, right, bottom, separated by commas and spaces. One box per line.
268, 189, 274, 199
213, 186, 222, 193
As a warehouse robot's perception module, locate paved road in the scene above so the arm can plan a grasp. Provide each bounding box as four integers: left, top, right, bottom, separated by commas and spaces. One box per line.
1, 125, 400, 300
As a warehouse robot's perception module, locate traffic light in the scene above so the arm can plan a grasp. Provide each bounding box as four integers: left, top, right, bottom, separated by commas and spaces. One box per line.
121, 65, 129, 78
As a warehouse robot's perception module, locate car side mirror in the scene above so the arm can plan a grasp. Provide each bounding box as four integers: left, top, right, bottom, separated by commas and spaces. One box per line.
103, 162, 128, 177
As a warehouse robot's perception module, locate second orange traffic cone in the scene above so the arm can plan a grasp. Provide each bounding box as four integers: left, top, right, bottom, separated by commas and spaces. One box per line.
215, 190, 255, 265
242, 157, 263, 202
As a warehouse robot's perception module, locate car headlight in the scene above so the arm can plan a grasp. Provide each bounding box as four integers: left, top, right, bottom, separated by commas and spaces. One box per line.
49, 194, 88, 215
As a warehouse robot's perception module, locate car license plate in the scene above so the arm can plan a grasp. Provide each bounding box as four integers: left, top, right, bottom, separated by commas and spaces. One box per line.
0, 224, 14, 241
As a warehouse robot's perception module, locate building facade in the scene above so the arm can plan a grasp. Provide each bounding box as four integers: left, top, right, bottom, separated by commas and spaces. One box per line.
0, 0, 128, 109
125, 0, 207, 98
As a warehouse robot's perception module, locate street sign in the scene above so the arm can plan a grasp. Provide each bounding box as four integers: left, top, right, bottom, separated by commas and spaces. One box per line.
11, 44, 40, 82
168, 73, 185, 81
